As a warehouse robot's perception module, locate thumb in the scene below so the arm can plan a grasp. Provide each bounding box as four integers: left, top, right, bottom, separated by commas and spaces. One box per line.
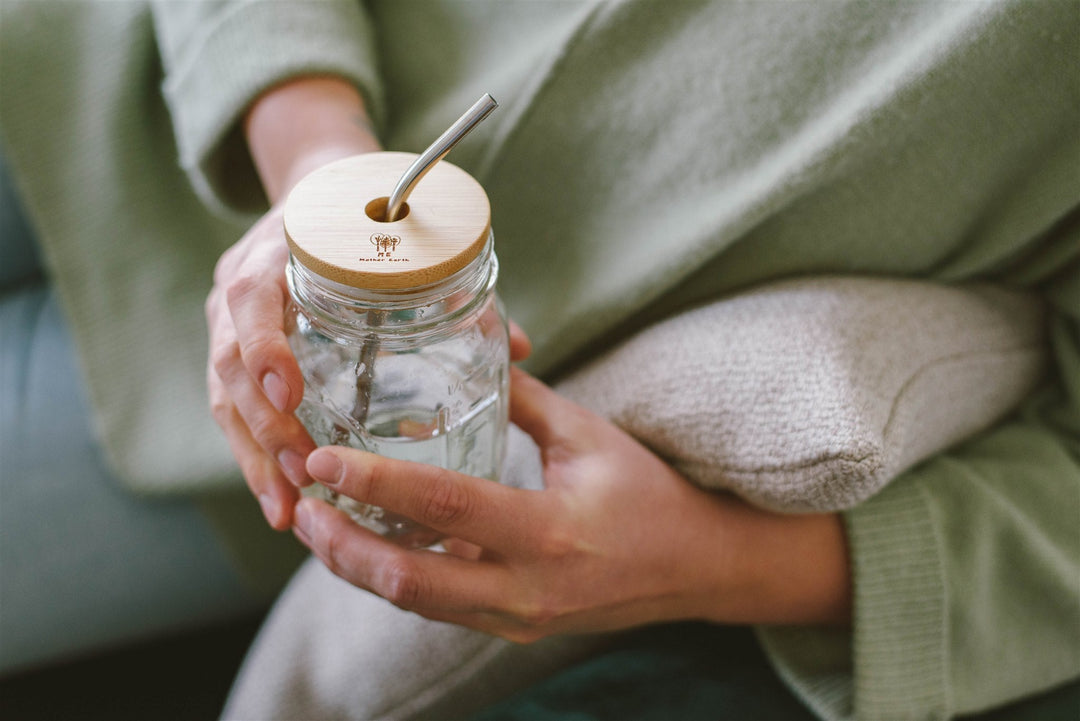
508, 366, 593, 454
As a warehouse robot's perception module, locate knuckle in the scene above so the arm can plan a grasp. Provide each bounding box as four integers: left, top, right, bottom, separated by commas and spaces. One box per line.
418, 471, 474, 527
515, 593, 559, 628
224, 273, 262, 308
322, 527, 348, 578
204, 291, 219, 320
213, 250, 236, 287
211, 341, 242, 380
240, 334, 284, 367
209, 396, 232, 427
379, 558, 427, 608
355, 459, 387, 501
247, 410, 282, 445
534, 524, 577, 561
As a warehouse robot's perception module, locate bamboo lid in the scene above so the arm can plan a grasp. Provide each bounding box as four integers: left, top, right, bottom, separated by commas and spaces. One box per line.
283, 152, 491, 289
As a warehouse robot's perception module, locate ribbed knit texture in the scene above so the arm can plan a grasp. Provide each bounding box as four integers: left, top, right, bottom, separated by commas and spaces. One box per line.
153, 0, 384, 216
758, 480, 948, 720
847, 481, 949, 719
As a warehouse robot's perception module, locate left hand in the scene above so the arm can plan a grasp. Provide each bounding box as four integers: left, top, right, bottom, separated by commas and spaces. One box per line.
292, 367, 851, 642
205, 76, 383, 530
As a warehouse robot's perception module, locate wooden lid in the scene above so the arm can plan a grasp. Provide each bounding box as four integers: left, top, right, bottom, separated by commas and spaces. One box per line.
283, 152, 491, 289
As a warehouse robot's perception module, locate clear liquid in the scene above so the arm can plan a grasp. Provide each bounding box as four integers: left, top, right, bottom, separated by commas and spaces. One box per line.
287, 291, 509, 548
296, 388, 505, 547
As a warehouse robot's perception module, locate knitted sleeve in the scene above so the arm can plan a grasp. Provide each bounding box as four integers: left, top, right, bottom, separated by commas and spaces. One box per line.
150, 0, 383, 217
758, 265, 1080, 720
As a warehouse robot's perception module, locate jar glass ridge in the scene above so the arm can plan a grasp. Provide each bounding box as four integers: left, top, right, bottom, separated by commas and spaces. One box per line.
286, 233, 499, 343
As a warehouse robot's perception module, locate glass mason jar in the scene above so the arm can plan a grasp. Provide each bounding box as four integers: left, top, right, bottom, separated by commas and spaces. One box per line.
282, 153, 510, 548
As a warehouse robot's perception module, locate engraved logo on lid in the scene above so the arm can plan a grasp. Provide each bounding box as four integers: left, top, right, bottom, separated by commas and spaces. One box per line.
360, 232, 409, 263
370, 233, 401, 257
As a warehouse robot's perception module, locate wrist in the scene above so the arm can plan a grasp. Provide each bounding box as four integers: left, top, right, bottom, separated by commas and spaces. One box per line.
245, 75, 382, 204
693, 495, 852, 626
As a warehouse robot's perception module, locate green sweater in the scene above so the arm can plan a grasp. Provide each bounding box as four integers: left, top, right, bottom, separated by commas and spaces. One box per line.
1, 1, 1077, 718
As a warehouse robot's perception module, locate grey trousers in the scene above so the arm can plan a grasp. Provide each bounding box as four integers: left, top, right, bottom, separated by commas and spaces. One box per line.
221, 426, 613, 721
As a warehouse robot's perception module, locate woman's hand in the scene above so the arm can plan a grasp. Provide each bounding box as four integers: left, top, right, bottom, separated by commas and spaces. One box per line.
206, 76, 380, 530
291, 367, 852, 640
206, 205, 310, 530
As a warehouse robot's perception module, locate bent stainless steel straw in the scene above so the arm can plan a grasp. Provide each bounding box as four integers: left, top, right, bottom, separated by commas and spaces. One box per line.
348, 93, 499, 433
384, 93, 499, 222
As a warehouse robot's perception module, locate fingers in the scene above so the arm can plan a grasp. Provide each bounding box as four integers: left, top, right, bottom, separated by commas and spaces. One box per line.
207, 362, 297, 529
508, 366, 593, 455
305, 446, 542, 554
508, 320, 531, 362
292, 498, 514, 613
292, 498, 571, 643
208, 288, 315, 486
207, 209, 313, 528
440, 537, 485, 560
222, 216, 303, 414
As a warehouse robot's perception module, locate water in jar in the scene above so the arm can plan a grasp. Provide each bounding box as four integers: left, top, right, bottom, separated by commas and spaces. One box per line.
289, 307, 508, 547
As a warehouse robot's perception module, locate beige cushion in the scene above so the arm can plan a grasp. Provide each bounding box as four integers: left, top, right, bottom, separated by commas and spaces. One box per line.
555, 277, 1048, 512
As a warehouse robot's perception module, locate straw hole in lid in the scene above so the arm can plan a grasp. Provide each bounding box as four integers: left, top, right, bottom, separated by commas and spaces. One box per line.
365, 196, 411, 223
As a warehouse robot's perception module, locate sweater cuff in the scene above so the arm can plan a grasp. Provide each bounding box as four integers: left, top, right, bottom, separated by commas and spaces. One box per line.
758, 478, 949, 721
160, 0, 383, 218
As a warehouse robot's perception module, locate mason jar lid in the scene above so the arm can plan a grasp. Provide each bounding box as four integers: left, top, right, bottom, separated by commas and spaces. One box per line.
283, 152, 491, 290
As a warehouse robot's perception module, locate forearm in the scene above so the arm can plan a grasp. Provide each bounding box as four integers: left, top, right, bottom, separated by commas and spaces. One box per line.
244, 76, 382, 204
684, 493, 851, 628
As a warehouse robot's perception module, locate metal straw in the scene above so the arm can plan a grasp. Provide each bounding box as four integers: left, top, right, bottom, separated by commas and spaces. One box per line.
343, 94, 499, 439
384, 93, 498, 221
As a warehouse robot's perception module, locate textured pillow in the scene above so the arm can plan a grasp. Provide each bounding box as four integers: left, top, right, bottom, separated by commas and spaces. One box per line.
554, 277, 1048, 512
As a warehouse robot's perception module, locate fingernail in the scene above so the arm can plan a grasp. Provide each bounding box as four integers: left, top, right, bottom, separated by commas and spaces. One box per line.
308, 450, 344, 486
258, 493, 280, 526
262, 372, 290, 412
278, 449, 311, 487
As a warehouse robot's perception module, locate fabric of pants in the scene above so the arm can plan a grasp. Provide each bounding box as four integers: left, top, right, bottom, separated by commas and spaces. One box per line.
220, 425, 615, 721
222, 554, 616, 721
